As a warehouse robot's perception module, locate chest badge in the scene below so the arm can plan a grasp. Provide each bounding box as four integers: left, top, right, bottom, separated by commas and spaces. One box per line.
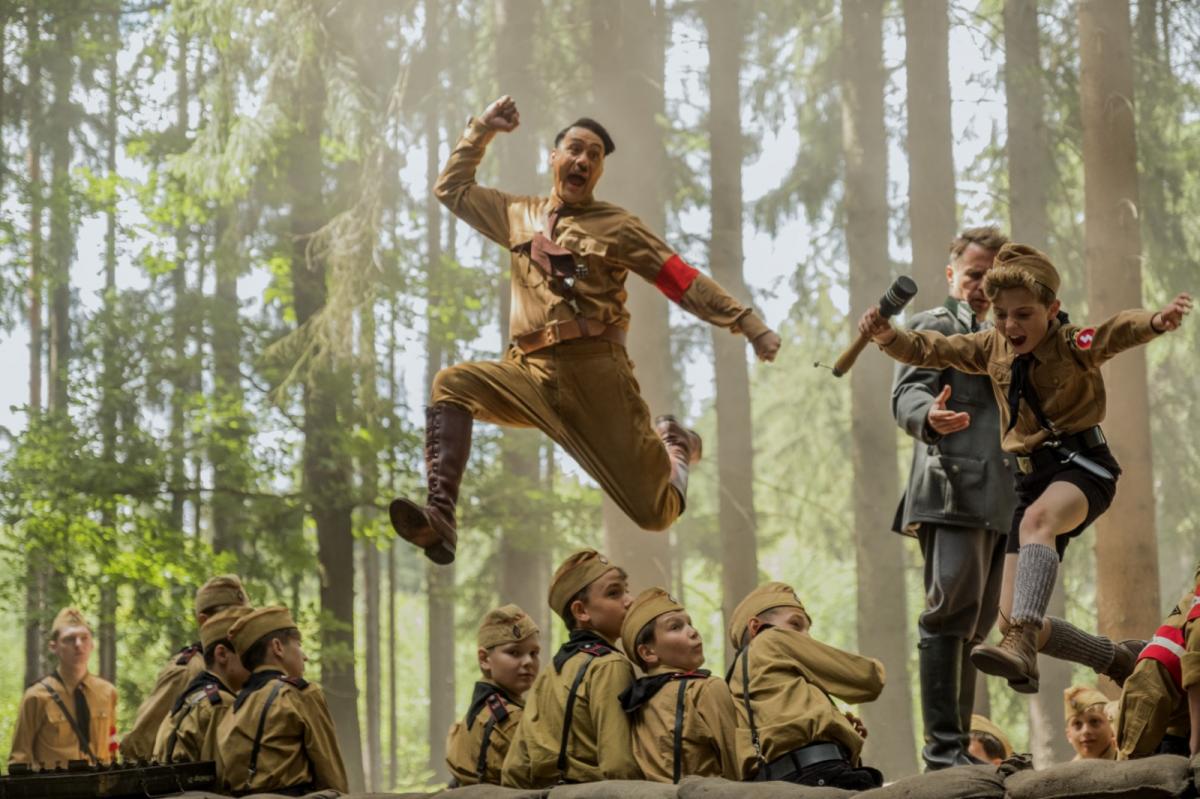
1074, 328, 1096, 350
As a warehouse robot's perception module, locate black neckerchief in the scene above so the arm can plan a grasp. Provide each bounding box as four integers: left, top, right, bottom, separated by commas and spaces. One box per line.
465, 681, 518, 729
234, 669, 285, 712
1004, 312, 1071, 434
619, 669, 710, 713
171, 670, 232, 715
47, 672, 91, 754
553, 630, 614, 673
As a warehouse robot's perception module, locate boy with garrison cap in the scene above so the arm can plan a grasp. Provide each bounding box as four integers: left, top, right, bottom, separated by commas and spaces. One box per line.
9, 608, 119, 768
446, 604, 541, 785
152, 605, 254, 763
1063, 685, 1116, 761
727, 582, 885, 789
121, 574, 250, 760
217, 606, 347, 795
1116, 561, 1200, 759
619, 588, 739, 783
967, 715, 1012, 765
861, 244, 1192, 694
501, 549, 641, 786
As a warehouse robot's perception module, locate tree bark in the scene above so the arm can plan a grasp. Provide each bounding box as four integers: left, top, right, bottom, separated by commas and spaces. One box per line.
1079, 0, 1159, 646
360, 304, 383, 791
591, 0, 675, 594
903, 0, 957, 292
842, 0, 918, 778
1003, 0, 1049, 249
168, 32, 189, 531
46, 11, 74, 415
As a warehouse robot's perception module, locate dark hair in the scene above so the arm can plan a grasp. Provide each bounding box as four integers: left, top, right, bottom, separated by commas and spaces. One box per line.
240, 628, 300, 671
561, 585, 591, 633
203, 638, 234, 669
949, 225, 1009, 262
555, 118, 616, 156
969, 731, 1006, 761
632, 622, 657, 670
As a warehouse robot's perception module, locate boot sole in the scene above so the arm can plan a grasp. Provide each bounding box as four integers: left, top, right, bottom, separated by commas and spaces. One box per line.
970, 647, 1039, 694
389, 499, 456, 565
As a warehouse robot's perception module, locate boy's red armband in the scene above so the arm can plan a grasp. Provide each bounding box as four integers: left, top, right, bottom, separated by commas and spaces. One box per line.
655, 254, 699, 302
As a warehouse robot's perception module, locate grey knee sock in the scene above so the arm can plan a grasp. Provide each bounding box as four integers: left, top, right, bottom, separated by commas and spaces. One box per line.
1010, 543, 1058, 626
1040, 616, 1115, 673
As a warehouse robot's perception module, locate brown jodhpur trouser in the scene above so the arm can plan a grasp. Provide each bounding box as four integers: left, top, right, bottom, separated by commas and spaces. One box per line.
431, 338, 681, 531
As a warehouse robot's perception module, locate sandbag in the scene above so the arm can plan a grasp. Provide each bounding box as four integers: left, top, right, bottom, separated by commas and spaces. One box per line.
856, 765, 1005, 799
548, 780, 678, 799
1004, 755, 1192, 799
437, 785, 550, 799
676, 776, 853, 799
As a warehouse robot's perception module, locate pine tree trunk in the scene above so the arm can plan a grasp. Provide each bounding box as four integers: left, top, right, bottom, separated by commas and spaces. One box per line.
903, 0, 957, 292
1079, 0, 1159, 647
842, 0, 918, 778
46, 13, 73, 416
359, 304, 383, 791
169, 33, 189, 531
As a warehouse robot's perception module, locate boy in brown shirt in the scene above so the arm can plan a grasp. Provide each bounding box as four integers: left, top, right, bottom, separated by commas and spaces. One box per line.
860, 242, 1191, 694
619, 588, 739, 783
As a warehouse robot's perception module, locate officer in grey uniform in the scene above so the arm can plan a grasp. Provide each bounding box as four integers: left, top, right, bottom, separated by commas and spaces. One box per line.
892, 226, 1017, 770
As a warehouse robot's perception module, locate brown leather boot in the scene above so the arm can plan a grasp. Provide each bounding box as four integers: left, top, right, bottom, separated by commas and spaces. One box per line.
970, 622, 1040, 694
655, 415, 703, 510
389, 403, 473, 565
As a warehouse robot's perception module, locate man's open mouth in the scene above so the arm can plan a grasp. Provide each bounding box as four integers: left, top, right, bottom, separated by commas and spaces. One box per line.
566, 174, 587, 188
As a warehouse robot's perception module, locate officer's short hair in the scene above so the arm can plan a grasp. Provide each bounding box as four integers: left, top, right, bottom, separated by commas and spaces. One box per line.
240, 628, 300, 672
555, 118, 616, 157
949, 226, 1009, 263
969, 730, 1007, 761
203, 638, 235, 669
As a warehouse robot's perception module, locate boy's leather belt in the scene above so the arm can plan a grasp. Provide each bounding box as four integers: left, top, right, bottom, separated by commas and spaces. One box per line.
755, 742, 847, 781
514, 318, 626, 354
1015, 425, 1107, 476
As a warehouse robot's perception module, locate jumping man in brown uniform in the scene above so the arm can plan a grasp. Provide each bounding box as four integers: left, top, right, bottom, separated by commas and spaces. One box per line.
446, 604, 541, 786
153, 605, 254, 763
860, 243, 1192, 694
9, 608, 119, 768
217, 606, 347, 795
391, 95, 782, 564
501, 549, 641, 786
121, 574, 250, 760
619, 588, 740, 783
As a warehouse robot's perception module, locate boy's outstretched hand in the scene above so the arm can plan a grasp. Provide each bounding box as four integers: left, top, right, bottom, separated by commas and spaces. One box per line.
1153, 292, 1193, 333
857, 306, 897, 346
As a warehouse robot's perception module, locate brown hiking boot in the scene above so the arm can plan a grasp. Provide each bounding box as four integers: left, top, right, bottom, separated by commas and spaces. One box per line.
971, 623, 1040, 694
1104, 639, 1146, 687
389, 403, 473, 565
655, 415, 703, 511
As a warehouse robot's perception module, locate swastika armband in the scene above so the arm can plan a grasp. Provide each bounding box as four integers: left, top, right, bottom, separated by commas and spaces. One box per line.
655, 254, 699, 302
1138, 625, 1186, 690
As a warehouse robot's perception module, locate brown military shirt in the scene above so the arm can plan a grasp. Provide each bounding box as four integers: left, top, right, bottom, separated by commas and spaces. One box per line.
120, 643, 204, 761
728, 627, 885, 777
881, 310, 1161, 453
216, 667, 347, 794
152, 672, 234, 764
446, 680, 523, 786
8, 672, 118, 767
436, 118, 770, 343
501, 636, 641, 787
625, 667, 740, 783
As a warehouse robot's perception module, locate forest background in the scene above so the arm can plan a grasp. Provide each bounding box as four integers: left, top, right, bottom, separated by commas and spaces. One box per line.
0, 0, 1197, 791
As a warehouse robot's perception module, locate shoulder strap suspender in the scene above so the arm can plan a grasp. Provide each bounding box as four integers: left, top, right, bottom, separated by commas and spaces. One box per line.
738, 647, 766, 767
475, 714, 499, 781
247, 680, 285, 778
556, 653, 596, 782
40, 680, 96, 764
672, 679, 688, 784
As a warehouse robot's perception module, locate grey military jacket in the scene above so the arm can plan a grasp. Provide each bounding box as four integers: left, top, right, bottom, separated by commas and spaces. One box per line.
891, 300, 1017, 535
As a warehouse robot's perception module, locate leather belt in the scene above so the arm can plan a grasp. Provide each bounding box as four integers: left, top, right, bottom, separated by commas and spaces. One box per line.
514, 318, 626, 355
1015, 425, 1106, 475
755, 742, 846, 781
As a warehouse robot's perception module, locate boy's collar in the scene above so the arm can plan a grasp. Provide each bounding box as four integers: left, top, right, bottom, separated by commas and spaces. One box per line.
1028, 316, 1063, 363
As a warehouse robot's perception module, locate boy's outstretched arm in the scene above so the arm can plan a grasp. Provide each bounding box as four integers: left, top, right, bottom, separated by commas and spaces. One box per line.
857, 305, 991, 375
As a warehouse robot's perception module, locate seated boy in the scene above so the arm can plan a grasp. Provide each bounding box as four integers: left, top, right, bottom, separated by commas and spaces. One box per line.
501, 549, 641, 786
619, 587, 739, 783
446, 604, 540, 785
216, 606, 347, 794
153, 605, 254, 763
1116, 561, 1200, 759
967, 714, 1012, 765
727, 582, 885, 789
860, 244, 1190, 694
1064, 685, 1116, 760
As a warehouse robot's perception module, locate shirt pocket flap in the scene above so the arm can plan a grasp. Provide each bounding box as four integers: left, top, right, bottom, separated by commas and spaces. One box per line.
987, 360, 1011, 386
556, 232, 609, 258
45, 704, 68, 725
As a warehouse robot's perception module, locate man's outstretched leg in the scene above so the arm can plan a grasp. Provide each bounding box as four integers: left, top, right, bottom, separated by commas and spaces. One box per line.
390, 403, 473, 565
654, 415, 702, 511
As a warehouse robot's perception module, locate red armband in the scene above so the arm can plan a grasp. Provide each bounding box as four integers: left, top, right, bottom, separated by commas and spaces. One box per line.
1138, 624, 1186, 690
655, 254, 699, 302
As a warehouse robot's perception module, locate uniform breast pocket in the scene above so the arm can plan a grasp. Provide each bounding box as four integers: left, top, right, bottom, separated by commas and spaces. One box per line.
917, 454, 989, 524
44, 705, 79, 750
987, 360, 1011, 389
556, 233, 610, 282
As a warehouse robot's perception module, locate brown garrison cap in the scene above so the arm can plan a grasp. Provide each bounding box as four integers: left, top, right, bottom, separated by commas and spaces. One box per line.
195, 574, 249, 616
621, 588, 685, 660
548, 549, 620, 621
1063, 685, 1111, 723
970, 714, 1014, 758
992, 242, 1061, 297
200, 605, 256, 652
477, 604, 539, 650
228, 606, 297, 656
728, 582, 810, 651
51, 607, 91, 638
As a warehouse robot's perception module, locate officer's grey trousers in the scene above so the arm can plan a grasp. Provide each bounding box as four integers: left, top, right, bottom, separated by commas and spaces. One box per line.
917, 525, 1007, 643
